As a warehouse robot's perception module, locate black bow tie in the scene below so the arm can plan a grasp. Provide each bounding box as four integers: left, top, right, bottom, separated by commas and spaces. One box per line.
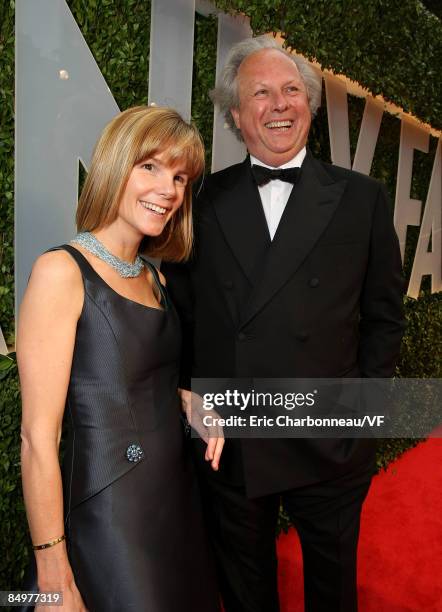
251, 164, 301, 187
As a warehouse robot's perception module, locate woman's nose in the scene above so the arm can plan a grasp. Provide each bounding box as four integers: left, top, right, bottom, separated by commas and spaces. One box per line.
157, 175, 176, 199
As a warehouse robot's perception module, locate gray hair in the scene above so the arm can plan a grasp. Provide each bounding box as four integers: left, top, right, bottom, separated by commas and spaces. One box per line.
210, 36, 322, 140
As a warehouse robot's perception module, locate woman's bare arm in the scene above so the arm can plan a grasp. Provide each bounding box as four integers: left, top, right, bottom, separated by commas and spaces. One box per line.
17, 250, 85, 605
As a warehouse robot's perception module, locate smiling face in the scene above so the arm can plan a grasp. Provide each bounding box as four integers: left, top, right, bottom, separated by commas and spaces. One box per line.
230, 48, 311, 167
117, 151, 189, 240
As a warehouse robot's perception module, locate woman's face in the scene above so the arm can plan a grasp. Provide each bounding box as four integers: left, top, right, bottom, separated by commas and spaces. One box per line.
117, 151, 189, 238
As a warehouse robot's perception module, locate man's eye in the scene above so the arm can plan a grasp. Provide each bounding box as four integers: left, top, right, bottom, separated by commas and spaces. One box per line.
286, 86, 299, 94
254, 89, 268, 96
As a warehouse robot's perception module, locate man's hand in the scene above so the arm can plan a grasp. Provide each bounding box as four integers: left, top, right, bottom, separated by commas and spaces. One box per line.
178, 388, 225, 471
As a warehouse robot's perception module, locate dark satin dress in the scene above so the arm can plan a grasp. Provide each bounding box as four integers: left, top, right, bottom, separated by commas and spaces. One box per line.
22, 244, 219, 612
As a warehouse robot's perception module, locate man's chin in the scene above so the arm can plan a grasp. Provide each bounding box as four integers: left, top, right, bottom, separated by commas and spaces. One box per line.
254, 144, 304, 166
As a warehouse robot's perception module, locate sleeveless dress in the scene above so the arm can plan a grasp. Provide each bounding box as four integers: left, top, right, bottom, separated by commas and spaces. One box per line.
23, 244, 219, 612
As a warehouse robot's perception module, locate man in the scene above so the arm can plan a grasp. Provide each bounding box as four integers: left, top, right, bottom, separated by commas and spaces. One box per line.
163, 36, 405, 612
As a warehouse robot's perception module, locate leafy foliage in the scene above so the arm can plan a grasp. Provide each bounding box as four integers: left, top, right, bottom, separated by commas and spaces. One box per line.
0, 0, 15, 346
398, 294, 442, 378
191, 13, 218, 169
421, 0, 442, 21
0, 358, 29, 588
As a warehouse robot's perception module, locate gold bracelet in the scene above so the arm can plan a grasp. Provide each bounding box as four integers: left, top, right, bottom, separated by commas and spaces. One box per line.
32, 535, 66, 550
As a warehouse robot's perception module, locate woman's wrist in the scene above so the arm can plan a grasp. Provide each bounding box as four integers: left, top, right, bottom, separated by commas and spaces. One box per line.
33, 534, 65, 550
35, 542, 73, 588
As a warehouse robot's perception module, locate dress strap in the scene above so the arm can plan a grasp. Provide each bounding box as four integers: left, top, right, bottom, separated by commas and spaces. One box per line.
141, 257, 169, 309
46, 244, 103, 283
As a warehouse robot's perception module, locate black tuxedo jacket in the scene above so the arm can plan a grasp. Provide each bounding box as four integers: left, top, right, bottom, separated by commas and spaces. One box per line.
163, 151, 405, 497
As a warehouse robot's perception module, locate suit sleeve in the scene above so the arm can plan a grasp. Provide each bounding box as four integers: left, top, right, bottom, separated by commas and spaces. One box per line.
357, 183, 406, 377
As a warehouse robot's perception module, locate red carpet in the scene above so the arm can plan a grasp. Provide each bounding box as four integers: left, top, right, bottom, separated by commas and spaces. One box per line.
277, 439, 442, 611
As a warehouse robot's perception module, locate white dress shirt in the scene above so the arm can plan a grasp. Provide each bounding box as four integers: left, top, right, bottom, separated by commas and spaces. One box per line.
250, 147, 306, 240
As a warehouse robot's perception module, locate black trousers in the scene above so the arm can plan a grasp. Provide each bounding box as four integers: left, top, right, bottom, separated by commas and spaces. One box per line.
196, 462, 372, 612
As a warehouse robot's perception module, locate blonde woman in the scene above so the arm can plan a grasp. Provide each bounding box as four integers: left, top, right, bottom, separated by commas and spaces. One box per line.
17, 106, 222, 611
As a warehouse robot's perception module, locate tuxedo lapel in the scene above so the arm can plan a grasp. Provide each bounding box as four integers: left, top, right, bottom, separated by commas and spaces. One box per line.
239, 153, 348, 329
213, 159, 271, 284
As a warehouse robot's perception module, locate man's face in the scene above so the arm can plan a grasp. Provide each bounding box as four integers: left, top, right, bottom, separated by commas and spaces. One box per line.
231, 49, 312, 167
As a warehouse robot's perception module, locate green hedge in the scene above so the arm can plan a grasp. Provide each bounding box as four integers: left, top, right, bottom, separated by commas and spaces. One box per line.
422, 0, 442, 20
0, 356, 27, 588
1, 0, 440, 590
0, 0, 15, 347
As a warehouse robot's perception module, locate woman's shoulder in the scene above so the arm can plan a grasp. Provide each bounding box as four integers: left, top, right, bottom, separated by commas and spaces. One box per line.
30, 247, 82, 289
20, 247, 84, 320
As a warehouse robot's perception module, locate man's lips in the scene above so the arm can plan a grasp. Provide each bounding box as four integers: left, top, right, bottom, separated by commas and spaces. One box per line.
264, 120, 294, 130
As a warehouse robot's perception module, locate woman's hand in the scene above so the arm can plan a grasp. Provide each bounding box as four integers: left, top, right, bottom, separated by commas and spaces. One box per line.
178, 388, 224, 471
35, 546, 88, 611
35, 580, 87, 611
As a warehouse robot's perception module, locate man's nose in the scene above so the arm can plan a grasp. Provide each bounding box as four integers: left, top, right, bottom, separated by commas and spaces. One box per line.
271, 91, 288, 111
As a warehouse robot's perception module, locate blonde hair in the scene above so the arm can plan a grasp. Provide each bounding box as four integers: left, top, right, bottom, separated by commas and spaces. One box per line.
76, 106, 205, 262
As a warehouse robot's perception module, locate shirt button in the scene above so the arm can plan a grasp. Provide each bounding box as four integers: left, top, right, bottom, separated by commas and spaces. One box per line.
309, 277, 320, 288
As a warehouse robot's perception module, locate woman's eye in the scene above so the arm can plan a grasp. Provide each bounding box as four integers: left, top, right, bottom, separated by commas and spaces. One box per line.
142, 163, 154, 171
174, 175, 187, 184
255, 89, 267, 96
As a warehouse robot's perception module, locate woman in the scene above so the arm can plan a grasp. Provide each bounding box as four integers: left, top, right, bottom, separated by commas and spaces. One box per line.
17, 106, 223, 611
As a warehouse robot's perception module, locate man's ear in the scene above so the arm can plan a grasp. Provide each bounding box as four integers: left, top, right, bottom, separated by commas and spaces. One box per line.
230, 108, 240, 130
